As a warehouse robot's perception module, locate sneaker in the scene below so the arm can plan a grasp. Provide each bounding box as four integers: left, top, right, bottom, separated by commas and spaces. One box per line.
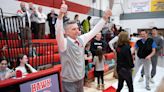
150, 78, 154, 83
97, 84, 100, 90
101, 84, 105, 90
145, 86, 151, 91
138, 77, 144, 82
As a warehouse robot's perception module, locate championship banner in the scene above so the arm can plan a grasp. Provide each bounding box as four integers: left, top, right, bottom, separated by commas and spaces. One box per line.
151, 0, 164, 12
20, 74, 60, 92
131, 0, 150, 13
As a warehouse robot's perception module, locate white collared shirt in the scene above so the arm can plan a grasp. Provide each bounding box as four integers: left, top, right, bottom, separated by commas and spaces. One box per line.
36, 12, 47, 23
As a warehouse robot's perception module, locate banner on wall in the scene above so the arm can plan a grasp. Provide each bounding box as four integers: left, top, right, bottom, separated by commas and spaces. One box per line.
20, 74, 60, 92
151, 0, 164, 12
131, 0, 150, 13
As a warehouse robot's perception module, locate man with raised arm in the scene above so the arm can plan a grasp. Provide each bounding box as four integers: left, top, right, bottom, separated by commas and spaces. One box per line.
55, 2, 112, 92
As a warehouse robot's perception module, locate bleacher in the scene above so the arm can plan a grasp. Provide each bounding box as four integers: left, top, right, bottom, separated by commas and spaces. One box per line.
0, 8, 61, 70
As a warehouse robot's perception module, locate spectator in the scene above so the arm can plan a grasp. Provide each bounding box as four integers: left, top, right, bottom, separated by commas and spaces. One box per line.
74, 14, 81, 30
17, 2, 32, 46
47, 9, 58, 38
84, 43, 92, 87
111, 24, 118, 37
63, 12, 70, 24
139, 27, 163, 83
36, 6, 47, 39
15, 54, 37, 75
82, 16, 91, 33
28, 3, 37, 39
93, 48, 105, 90
134, 30, 157, 90
0, 57, 15, 80
116, 31, 134, 92
108, 29, 125, 52
17, 2, 31, 28
55, 2, 112, 92
90, 32, 107, 57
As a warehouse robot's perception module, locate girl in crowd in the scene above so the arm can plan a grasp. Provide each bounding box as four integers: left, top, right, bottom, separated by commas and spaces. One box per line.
15, 54, 37, 75
84, 43, 92, 87
116, 31, 134, 92
93, 48, 105, 90
0, 57, 15, 80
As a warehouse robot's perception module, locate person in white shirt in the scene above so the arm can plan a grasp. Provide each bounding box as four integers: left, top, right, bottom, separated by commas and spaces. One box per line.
36, 6, 47, 39
108, 36, 119, 52
28, 3, 38, 39
17, 2, 31, 28
17, 2, 32, 47
55, 1, 112, 92
15, 54, 37, 75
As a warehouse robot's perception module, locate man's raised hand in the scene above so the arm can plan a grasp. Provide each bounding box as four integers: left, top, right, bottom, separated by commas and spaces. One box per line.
103, 9, 112, 21
58, 0, 68, 19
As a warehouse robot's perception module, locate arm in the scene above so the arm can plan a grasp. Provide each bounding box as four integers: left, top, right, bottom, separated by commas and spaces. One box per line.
27, 64, 37, 73
43, 14, 47, 20
5, 69, 15, 79
80, 9, 112, 46
156, 38, 163, 51
17, 10, 25, 17
145, 48, 156, 60
92, 56, 97, 65
80, 19, 106, 46
108, 36, 119, 52
55, 3, 68, 52
47, 14, 50, 21
84, 54, 92, 60
36, 12, 42, 20
145, 41, 156, 60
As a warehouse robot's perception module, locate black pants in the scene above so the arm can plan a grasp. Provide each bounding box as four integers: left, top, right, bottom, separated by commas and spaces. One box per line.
49, 24, 56, 38
31, 22, 37, 39
116, 67, 133, 92
95, 71, 104, 85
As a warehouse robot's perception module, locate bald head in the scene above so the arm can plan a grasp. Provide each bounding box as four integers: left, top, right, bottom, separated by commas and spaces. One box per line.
20, 2, 26, 12
38, 6, 42, 13
29, 2, 34, 10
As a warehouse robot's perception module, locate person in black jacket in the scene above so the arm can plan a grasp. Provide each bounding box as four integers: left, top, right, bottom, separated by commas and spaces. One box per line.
116, 31, 134, 92
134, 30, 156, 90
47, 9, 58, 38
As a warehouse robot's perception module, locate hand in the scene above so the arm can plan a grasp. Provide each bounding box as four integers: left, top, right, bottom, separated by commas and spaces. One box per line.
2, 45, 7, 51
88, 52, 92, 56
97, 46, 102, 49
50, 14, 54, 17
112, 49, 116, 53
58, 1, 68, 19
103, 9, 112, 21
145, 55, 151, 61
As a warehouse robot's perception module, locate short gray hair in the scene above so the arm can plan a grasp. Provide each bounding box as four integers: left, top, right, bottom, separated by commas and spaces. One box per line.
63, 20, 77, 30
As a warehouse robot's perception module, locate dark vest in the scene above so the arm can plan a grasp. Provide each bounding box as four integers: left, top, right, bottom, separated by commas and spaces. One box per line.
137, 38, 153, 59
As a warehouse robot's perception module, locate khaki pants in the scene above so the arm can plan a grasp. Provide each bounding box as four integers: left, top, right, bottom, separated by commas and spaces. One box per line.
20, 26, 32, 47
37, 23, 45, 39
